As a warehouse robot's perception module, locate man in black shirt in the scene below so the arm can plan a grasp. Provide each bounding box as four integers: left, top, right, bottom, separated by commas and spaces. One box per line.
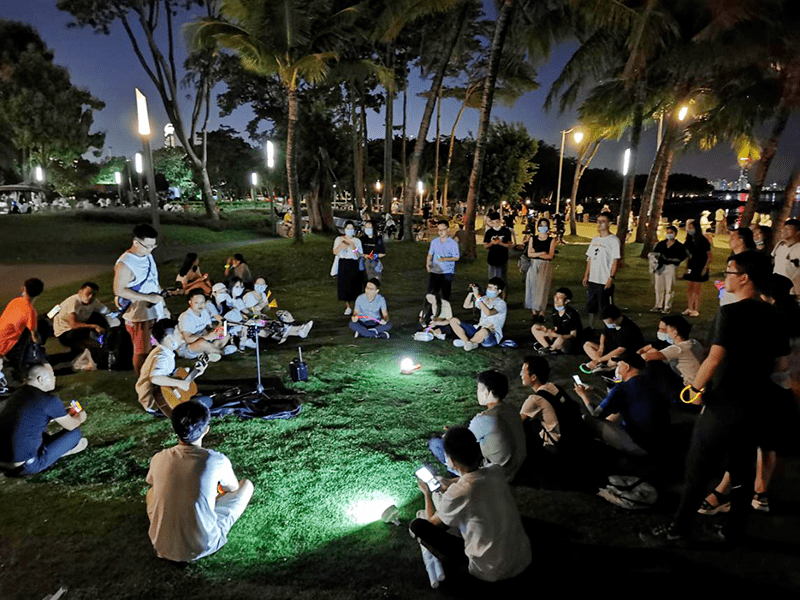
532, 287, 582, 355
582, 305, 645, 372
483, 211, 514, 285
0, 363, 87, 475
647, 251, 790, 544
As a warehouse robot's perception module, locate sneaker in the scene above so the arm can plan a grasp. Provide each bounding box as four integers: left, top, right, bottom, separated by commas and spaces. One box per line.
453, 339, 465, 348
344, 307, 353, 316
222, 345, 238, 356
379, 331, 391, 340
649, 306, 662, 313
532, 341, 546, 353
639, 522, 688, 547
682, 308, 692, 315
207, 353, 222, 363
240, 338, 257, 350
278, 326, 291, 345
298, 321, 313, 339
464, 341, 479, 351
591, 362, 613, 373
548, 347, 563, 356
689, 310, 700, 317
752, 493, 770, 513
64, 437, 89, 457
432, 330, 446, 341
353, 331, 359, 339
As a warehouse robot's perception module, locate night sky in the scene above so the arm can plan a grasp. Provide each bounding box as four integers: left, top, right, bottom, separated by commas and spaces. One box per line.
4, 0, 800, 187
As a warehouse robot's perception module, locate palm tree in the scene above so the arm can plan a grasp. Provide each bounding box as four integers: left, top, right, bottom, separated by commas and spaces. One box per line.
188, 0, 362, 243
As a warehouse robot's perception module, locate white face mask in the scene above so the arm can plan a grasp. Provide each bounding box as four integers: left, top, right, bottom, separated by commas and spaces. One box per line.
232, 286, 244, 298
605, 322, 617, 330
657, 331, 669, 341
666, 334, 675, 345
345, 228, 354, 237
485, 289, 498, 298
666, 233, 675, 240
538, 226, 549, 234
555, 305, 566, 313
364, 228, 373, 236
254, 284, 267, 294
214, 292, 231, 304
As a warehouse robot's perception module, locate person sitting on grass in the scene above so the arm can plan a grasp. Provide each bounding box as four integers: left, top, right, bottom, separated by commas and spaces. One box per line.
242, 278, 313, 344
177, 290, 237, 359
0, 362, 88, 476
449, 278, 507, 352
146, 400, 254, 563
51, 281, 109, 355
135, 319, 213, 417
415, 292, 454, 341
223, 253, 253, 286
573, 352, 669, 458
519, 356, 584, 454
639, 315, 704, 401
0, 278, 45, 385
581, 305, 645, 373
429, 370, 526, 482
409, 426, 532, 583
531, 287, 582, 355
349, 278, 391, 339
176, 252, 212, 295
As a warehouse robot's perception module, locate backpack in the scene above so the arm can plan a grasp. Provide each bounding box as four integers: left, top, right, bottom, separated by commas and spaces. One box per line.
96, 325, 133, 370
534, 385, 585, 446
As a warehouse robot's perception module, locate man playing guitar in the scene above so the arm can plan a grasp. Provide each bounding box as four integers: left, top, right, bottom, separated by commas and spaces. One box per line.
136, 319, 212, 417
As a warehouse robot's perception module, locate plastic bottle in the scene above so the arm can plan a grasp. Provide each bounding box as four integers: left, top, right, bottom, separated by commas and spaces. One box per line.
420, 546, 445, 588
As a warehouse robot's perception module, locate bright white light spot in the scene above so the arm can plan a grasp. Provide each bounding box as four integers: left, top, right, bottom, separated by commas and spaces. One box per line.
622, 148, 631, 176
347, 496, 395, 524
135, 88, 150, 137
677, 105, 689, 121
400, 357, 414, 373
266, 141, 275, 169
114, 171, 122, 185
134, 153, 143, 174
34, 166, 44, 182
251, 172, 258, 186
417, 180, 423, 193
573, 131, 584, 144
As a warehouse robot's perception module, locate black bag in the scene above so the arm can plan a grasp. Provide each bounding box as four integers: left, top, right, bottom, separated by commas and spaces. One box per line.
96, 325, 133, 371
534, 385, 587, 448
289, 347, 308, 382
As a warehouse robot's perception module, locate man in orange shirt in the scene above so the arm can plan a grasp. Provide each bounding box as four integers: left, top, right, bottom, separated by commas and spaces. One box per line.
0, 279, 44, 389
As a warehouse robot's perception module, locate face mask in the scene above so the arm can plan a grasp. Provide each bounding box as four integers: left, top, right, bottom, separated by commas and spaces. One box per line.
657, 331, 669, 341
364, 228, 373, 236
214, 292, 231, 304
605, 322, 617, 329
538, 226, 549, 234
486, 289, 498, 298
254, 284, 267, 294
756, 239, 765, 247
555, 305, 566, 313
666, 335, 675, 345
613, 367, 622, 383
687, 229, 695, 236
232, 287, 244, 298
345, 229, 354, 237
666, 233, 675, 240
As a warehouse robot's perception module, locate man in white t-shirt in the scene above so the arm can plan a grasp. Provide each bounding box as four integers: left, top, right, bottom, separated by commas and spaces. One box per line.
641, 315, 704, 401
772, 219, 800, 299
146, 400, 254, 562
583, 212, 620, 327
449, 278, 507, 351
52, 282, 109, 353
410, 426, 531, 583
177, 290, 236, 359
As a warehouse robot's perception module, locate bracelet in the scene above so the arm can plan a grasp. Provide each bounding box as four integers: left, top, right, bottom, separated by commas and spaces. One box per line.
680, 384, 704, 404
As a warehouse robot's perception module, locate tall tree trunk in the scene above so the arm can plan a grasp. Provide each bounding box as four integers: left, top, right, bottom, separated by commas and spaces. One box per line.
569, 141, 602, 235
616, 82, 645, 262
741, 109, 789, 228
642, 145, 676, 255
383, 46, 394, 214
463, 0, 515, 260
350, 90, 363, 213
777, 169, 800, 226
434, 85, 442, 214
442, 100, 469, 214
401, 83, 408, 205
287, 87, 302, 243
401, 1, 470, 241
636, 133, 669, 243
361, 91, 369, 211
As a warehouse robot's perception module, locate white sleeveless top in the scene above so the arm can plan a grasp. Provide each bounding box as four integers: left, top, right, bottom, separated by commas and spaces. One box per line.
116, 251, 165, 322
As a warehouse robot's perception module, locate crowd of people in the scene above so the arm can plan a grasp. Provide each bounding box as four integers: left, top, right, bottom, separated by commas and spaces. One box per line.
0, 211, 798, 589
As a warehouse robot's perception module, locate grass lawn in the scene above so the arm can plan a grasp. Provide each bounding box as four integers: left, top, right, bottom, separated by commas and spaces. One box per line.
1, 221, 799, 598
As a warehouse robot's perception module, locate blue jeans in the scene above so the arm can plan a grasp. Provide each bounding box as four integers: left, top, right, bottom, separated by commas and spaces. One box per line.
19, 427, 83, 475
427, 436, 458, 476
349, 320, 392, 338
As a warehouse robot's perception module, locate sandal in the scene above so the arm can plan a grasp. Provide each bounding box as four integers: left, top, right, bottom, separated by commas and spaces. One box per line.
697, 490, 731, 515
751, 492, 770, 513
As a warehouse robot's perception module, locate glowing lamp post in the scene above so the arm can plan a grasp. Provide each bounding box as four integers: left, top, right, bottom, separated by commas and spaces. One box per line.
556, 128, 584, 214
134, 152, 144, 205
375, 181, 382, 211
135, 88, 159, 228
416, 180, 424, 213
34, 165, 44, 183
251, 172, 258, 203
265, 141, 277, 232
622, 148, 632, 176
114, 171, 123, 204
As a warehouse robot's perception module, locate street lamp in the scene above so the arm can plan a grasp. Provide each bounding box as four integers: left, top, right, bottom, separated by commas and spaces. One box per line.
417, 180, 424, 212
251, 172, 258, 203
135, 88, 159, 228
34, 165, 44, 183
622, 148, 632, 176
133, 152, 144, 205
556, 127, 584, 214
266, 140, 275, 169
677, 105, 689, 122
375, 181, 382, 211
114, 171, 123, 204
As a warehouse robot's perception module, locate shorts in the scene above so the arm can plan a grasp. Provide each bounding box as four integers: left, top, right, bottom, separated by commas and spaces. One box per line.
586, 282, 614, 314
461, 323, 499, 347
125, 320, 154, 355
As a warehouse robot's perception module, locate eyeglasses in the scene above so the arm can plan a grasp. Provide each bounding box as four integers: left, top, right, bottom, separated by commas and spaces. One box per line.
724, 270, 743, 276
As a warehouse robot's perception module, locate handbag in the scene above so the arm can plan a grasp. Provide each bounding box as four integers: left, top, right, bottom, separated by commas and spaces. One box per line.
330, 255, 340, 277
518, 254, 531, 274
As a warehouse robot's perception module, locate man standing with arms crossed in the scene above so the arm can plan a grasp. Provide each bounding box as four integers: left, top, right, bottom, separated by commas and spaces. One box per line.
114, 224, 167, 375
583, 213, 620, 328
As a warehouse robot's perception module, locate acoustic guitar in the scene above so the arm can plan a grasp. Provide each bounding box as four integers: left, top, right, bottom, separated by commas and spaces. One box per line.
157, 354, 209, 413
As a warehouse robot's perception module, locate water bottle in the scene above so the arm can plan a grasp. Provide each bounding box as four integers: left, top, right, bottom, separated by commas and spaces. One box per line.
420, 546, 445, 588
107, 350, 116, 371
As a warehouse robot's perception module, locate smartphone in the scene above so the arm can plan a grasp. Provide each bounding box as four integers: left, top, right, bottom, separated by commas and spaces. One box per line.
415, 465, 441, 492
572, 374, 586, 387
223, 320, 228, 337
